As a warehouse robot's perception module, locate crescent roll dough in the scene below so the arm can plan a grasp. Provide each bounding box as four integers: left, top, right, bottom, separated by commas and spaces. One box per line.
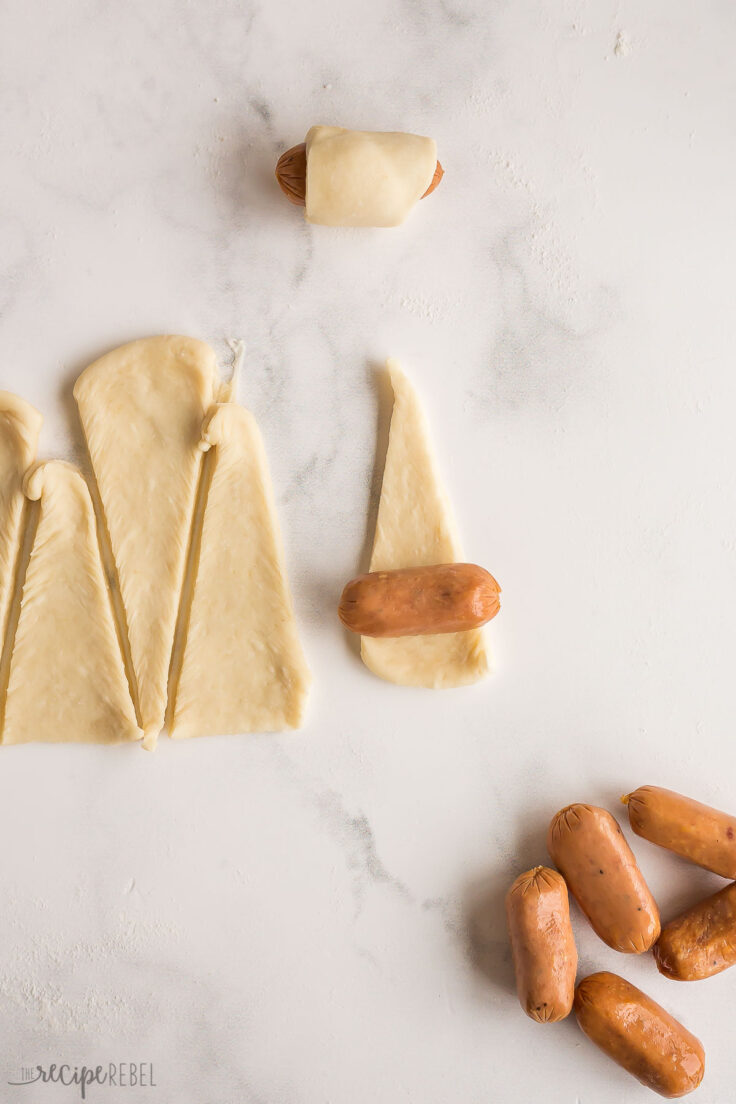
361, 362, 488, 687
305, 126, 437, 227
3, 462, 141, 744
74, 337, 218, 745
169, 403, 310, 738
0, 393, 41, 646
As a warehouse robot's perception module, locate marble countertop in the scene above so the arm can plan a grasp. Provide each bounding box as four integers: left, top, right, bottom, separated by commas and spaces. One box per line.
2, 0, 736, 1100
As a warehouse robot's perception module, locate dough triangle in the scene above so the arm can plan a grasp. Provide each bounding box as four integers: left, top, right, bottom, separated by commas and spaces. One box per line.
170, 403, 310, 738
361, 361, 488, 687
0, 393, 42, 647
74, 337, 218, 745
3, 462, 142, 744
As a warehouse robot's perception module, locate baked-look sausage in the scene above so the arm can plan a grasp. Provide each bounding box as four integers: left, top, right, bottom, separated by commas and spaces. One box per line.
623, 785, 736, 879
654, 880, 736, 981
574, 972, 705, 1098
547, 804, 660, 953
338, 564, 500, 637
505, 866, 577, 1023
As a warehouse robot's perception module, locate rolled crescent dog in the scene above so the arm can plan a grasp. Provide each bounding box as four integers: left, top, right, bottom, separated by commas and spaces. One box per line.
654, 880, 736, 981
275, 126, 443, 226
338, 563, 500, 637
547, 803, 660, 953
623, 785, 736, 879
505, 866, 577, 1023
574, 972, 705, 1098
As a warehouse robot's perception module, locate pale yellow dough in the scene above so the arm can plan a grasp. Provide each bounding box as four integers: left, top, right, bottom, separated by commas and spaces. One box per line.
74, 337, 218, 745
3, 462, 142, 745
0, 393, 42, 646
361, 361, 488, 688
305, 126, 437, 227
170, 403, 310, 738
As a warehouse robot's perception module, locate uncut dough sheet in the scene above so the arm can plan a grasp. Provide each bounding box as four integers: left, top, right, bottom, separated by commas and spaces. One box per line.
74, 337, 218, 745
3, 462, 141, 745
305, 126, 437, 227
0, 393, 41, 645
170, 403, 310, 738
361, 362, 488, 688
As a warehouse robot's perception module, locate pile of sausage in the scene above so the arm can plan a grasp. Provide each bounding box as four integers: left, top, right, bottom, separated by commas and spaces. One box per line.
506, 785, 736, 1098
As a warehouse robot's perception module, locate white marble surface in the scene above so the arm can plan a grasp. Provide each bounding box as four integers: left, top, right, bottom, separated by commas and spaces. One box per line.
1, 0, 736, 1100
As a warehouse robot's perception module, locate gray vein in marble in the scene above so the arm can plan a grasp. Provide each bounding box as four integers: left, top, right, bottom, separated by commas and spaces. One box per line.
292, 230, 314, 289
252, 742, 413, 918
312, 790, 413, 912
281, 323, 347, 511
283, 444, 338, 506
437, 0, 474, 28
250, 98, 273, 126
421, 895, 465, 939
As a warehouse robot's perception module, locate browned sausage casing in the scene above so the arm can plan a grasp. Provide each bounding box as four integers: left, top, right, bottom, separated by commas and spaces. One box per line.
574, 972, 705, 1098
505, 866, 577, 1023
655, 880, 736, 981
623, 785, 736, 879
338, 563, 500, 637
547, 804, 660, 953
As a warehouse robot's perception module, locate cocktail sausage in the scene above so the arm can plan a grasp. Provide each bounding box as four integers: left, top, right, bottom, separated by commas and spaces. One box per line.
338, 563, 500, 637
574, 972, 705, 1098
505, 866, 577, 1022
655, 881, 736, 981
623, 785, 736, 879
547, 803, 660, 953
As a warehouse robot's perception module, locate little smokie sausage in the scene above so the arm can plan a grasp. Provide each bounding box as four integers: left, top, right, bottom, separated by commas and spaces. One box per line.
623, 785, 736, 879
505, 866, 577, 1023
547, 804, 660, 953
654, 880, 736, 981
338, 564, 500, 637
574, 972, 705, 1098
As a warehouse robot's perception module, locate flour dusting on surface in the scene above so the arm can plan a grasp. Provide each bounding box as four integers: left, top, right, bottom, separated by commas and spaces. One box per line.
0, 895, 183, 1035
398, 294, 462, 323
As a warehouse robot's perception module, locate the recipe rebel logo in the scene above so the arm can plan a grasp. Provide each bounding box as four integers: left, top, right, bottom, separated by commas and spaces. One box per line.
8, 1062, 156, 1099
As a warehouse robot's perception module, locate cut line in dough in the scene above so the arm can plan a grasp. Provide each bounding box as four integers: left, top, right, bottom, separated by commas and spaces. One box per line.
361, 361, 489, 687
2, 462, 142, 745
169, 402, 310, 739
74, 336, 219, 747
0, 393, 42, 649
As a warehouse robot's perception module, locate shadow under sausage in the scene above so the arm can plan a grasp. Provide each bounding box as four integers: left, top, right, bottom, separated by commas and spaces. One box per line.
463, 805, 557, 1001
464, 867, 517, 997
